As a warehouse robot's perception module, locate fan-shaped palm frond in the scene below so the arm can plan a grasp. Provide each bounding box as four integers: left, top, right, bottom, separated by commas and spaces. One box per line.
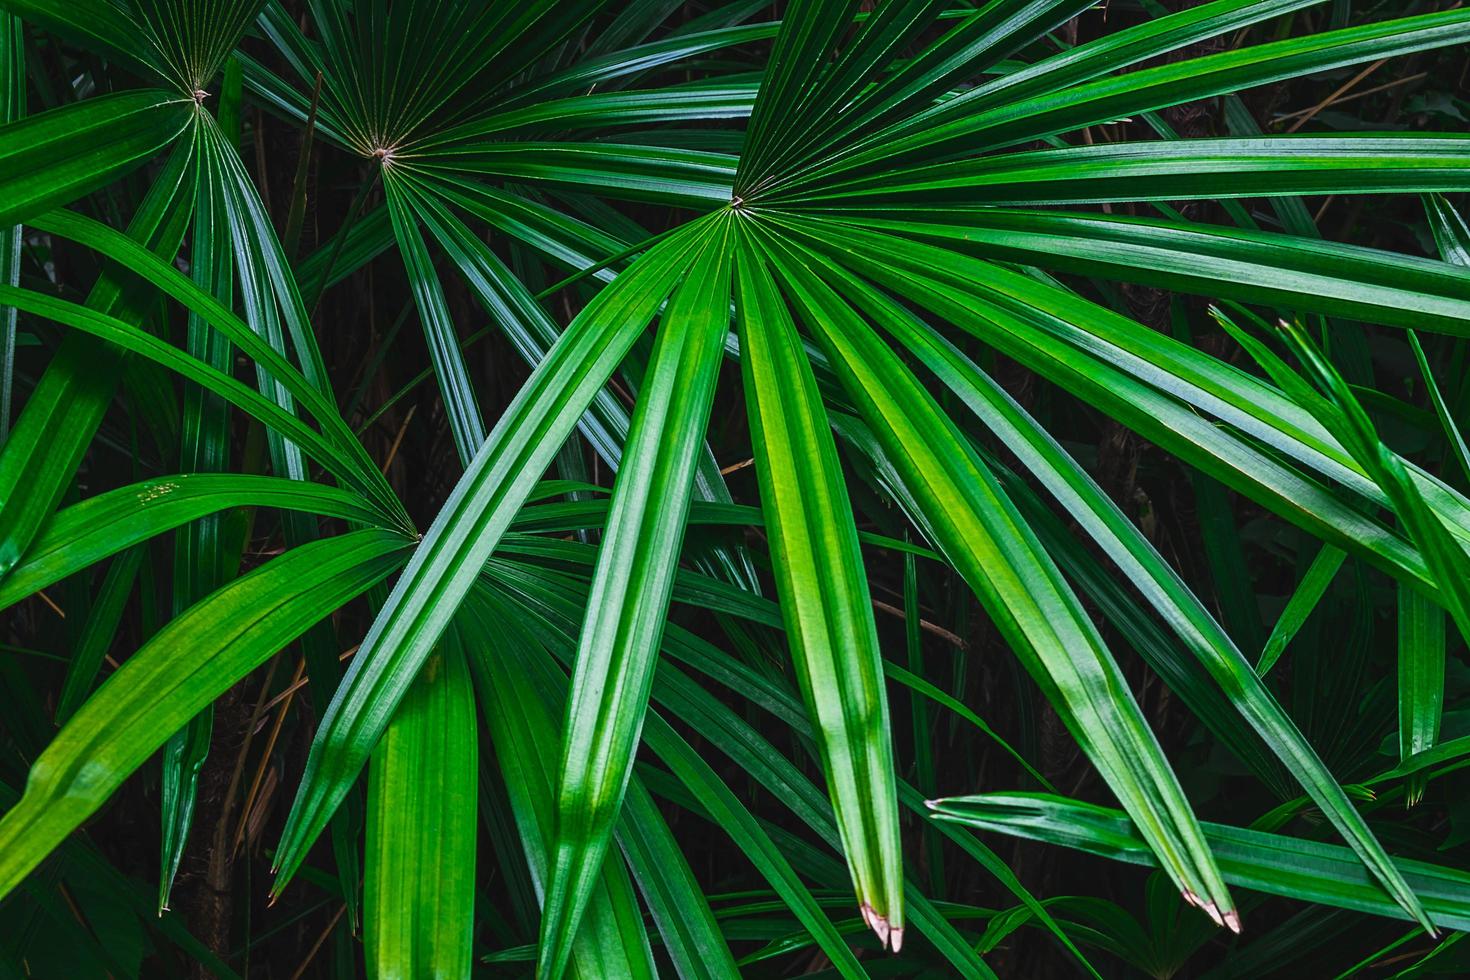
2, 1, 1470, 976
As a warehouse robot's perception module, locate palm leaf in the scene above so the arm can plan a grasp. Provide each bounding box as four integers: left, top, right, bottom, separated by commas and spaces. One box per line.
751, 224, 1237, 928
0, 529, 411, 900
732, 222, 903, 947
931, 793, 1470, 933
365, 637, 478, 979
272, 216, 712, 893
538, 216, 734, 977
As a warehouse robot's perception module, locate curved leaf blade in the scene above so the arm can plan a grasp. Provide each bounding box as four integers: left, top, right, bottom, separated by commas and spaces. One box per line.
753, 222, 1237, 929
538, 216, 734, 980
0, 529, 412, 901
270, 216, 714, 895
365, 640, 478, 980
932, 793, 1470, 933
733, 222, 903, 946
0, 90, 192, 227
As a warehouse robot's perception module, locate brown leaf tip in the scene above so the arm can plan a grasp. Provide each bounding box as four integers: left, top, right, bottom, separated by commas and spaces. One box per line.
861, 903, 904, 953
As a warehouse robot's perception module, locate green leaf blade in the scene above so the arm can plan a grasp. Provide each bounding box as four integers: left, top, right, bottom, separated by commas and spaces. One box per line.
270, 216, 713, 896
537, 216, 735, 980
0, 529, 411, 901
733, 222, 903, 947
366, 641, 478, 980
0, 90, 193, 228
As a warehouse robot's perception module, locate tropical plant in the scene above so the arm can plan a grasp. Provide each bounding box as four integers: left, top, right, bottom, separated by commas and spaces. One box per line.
1, 0, 1469, 976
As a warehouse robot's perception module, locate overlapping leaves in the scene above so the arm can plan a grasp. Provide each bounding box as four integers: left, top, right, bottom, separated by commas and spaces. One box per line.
2, 0, 1470, 976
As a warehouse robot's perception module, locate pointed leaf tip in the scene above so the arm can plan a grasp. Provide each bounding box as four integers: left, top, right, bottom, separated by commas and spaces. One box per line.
1201, 900, 1225, 929
872, 910, 889, 949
